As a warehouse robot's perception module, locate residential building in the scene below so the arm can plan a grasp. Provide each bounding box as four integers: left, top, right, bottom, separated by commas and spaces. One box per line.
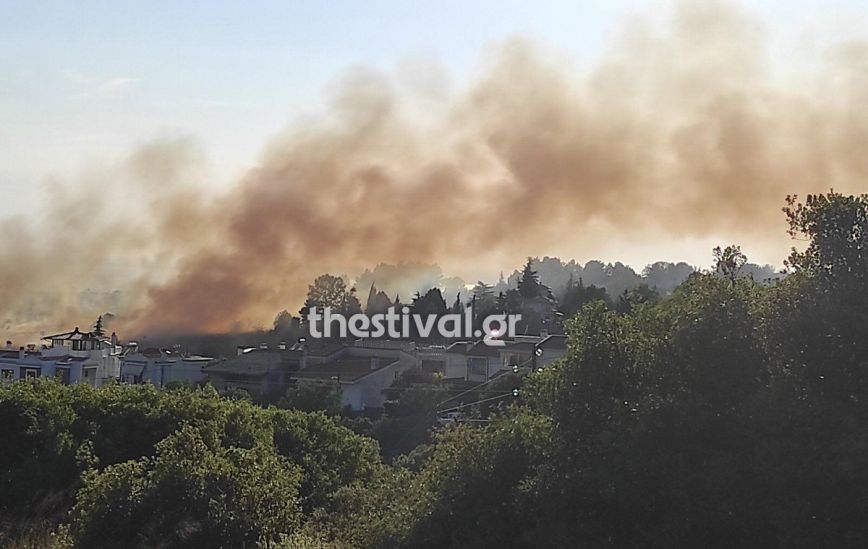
498, 338, 538, 371
444, 336, 544, 381
120, 346, 214, 388
0, 327, 122, 387
444, 341, 501, 382
417, 344, 448, 374
292, 343, 417, 411
204, 344, 304, 396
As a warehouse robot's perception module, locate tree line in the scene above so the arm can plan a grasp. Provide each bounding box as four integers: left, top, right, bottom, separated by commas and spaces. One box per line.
2, 190, 867, 547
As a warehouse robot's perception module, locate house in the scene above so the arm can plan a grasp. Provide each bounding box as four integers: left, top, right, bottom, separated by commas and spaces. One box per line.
417, 344, 448, 374
498, 338, 538, 371
0, 327, 122, 387
443, 336, 545, 381
201, 338, 418, 411
204, 344, 304, 397
444, 341, 502, 382
292, 342, 417, 411
533, 334, 568, 369
120, 346, 214, 388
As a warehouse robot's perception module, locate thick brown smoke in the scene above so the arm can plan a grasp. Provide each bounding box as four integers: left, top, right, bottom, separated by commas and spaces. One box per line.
2, 1, 867, 340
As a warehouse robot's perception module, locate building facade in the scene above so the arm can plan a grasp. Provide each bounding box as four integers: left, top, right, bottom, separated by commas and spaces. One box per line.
0, 328, 122, 387
120, 347, 214, 388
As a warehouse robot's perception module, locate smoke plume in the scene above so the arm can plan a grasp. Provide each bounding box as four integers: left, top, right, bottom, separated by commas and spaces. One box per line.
2, 1, 867, 340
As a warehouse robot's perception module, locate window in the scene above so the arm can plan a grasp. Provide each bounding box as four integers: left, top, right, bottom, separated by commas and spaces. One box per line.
1, 369, 14, 385
20, 368, 40, 379
82, 368, 97, 386
55, 368, 70, 385
468, 357, 488, 379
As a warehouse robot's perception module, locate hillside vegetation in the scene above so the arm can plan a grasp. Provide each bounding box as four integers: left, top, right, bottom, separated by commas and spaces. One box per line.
2, 191, 868, 548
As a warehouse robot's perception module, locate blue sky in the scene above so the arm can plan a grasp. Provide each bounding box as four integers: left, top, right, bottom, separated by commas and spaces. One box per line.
1, 0, 866, 218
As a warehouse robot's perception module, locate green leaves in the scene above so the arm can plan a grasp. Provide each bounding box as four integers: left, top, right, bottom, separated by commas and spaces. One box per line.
0, 380, 383, 547
70, 424, 303, 548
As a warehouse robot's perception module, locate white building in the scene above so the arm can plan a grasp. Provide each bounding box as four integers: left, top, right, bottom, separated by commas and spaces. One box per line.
0, 327, 122, 387
200, 339, 417, 411
443, 337, 541, 382
120, 347, 214, 388
292, 343, 418, 411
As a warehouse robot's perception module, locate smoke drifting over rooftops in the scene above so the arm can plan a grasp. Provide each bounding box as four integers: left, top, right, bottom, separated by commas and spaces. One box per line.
2, 1, 867, 340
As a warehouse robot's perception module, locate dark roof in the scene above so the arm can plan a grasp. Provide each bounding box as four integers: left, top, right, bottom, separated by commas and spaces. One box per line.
503, 341, 537, 352
537, 334, 568, 350
446, 341, 471, 352
293, 356, 398, 383
43, 327, 107, 342
206, 349, 302, 377
468, 341, 501, 357
445, 341, 500, 357
303, 341, 348, 358
140, 348, 164, 358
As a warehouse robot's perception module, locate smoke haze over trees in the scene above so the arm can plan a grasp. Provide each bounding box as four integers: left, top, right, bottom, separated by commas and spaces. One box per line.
0, 0, 865, 341
3, 190, 867, 547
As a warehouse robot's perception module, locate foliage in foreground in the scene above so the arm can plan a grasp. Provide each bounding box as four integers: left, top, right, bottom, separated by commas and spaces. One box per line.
0, 382, 379, 547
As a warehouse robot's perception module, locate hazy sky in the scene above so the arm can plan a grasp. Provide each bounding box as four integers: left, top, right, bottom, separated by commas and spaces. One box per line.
2, 0, 866, 219
2, 0, 868, 337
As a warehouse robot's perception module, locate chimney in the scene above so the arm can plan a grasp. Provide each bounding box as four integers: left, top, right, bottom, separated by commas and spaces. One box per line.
5, 340, 11, 349
278, 341, 287, 351
370, 355, 380, 370
111, 332, 118, 346
18, 346, 25, 360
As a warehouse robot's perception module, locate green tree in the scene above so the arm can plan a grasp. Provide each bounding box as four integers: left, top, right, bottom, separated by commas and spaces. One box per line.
280, 381, 343, 416
517, 257, 541, 298
273, 309, 295, 333
614, 283, 660, 314
92, 315, 105, 338
559, 277, 611, 317
299, 274, 361, 320
470, 281, 495, 310
70, 424, 303, 548
713, 244, 747, 284
784, 191, 868, 283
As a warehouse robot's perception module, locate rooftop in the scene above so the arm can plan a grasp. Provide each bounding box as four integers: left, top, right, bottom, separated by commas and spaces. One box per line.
293, 356, 399, 383
206, 349, 302, 377
43, 327, 109, 342
445, 341, 501, 357
537, 334, 568, 350
503, 340, 538, 352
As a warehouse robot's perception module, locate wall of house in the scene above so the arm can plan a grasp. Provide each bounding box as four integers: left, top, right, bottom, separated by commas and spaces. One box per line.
444, 353, 468, 380
209, 374, 268, 396
466, 356, 493, 382
341, 384, 364, 411
339, 358, 416, 411
1, 348, 119, 387
164, 360, 209, 385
